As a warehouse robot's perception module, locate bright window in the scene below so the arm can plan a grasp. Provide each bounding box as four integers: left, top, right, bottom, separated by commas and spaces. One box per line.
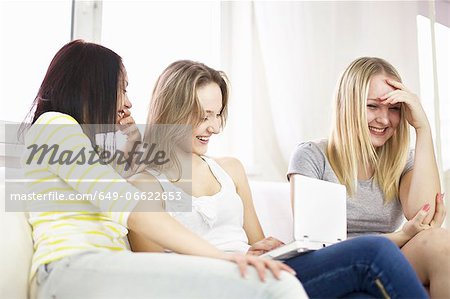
101, 1, 221, 125
0, 1, 72, 122
417, 15, 450, 170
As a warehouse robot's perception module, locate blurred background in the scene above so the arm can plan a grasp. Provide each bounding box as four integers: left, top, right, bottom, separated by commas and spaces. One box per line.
0, 0, 448, 186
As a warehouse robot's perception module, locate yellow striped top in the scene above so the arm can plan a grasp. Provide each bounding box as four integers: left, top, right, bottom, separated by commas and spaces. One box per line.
22, 112, 139, 280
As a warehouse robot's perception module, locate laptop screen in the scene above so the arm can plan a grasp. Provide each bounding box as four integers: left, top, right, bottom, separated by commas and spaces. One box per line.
291, 174, 347, 244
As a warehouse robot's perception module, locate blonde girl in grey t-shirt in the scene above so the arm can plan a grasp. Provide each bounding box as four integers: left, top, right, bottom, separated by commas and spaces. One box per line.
288, 57, 449, 297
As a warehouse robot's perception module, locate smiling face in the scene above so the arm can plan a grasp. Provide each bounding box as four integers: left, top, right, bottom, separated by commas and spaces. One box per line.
116, 70, 132, 124
192, 82, 223, 155
366, 74, 401, 148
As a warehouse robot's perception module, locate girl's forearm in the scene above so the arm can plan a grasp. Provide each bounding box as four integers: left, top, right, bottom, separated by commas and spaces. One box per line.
127, 210, 225, 259
382, 231, 411, 248
406, 126, 441, 222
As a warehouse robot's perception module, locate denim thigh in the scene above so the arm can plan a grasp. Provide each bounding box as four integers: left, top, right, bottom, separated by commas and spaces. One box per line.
284, 236, 427, 299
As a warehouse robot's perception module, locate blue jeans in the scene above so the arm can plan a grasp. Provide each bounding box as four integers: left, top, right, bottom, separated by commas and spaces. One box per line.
284, 236, 427, 298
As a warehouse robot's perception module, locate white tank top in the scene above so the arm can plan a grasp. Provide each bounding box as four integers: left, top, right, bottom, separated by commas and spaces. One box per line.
147, 156, 251, 253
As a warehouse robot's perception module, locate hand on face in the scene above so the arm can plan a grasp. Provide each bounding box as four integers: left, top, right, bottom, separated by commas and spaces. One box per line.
380, 79, 429, 131
117, 99, 142, 155
366, 75, 402, 148
118, 108, 141, 140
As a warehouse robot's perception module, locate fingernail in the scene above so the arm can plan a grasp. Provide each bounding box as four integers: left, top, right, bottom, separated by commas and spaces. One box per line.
423, 203, 430, 212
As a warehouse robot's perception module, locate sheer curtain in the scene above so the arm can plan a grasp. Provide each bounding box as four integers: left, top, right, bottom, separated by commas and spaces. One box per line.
222, 0, 448, 223
222, 1, 448, 181
417, 1, 450, 200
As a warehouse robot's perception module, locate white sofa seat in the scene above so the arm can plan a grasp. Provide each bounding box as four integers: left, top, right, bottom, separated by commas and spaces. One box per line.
0, 185, 33, 299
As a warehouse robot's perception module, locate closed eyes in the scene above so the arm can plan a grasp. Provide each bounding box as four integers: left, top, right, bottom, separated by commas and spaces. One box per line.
367, 104, 400, 111
202, 114, 221, 121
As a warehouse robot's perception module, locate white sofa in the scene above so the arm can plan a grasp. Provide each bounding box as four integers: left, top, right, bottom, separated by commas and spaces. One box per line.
0, 169, 293, 299
0, 177, 33, 299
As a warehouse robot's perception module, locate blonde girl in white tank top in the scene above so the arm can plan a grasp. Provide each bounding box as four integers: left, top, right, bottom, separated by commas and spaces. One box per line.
127, 60, 428, 298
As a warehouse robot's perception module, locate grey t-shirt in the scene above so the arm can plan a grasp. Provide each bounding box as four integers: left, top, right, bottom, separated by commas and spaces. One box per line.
287, 139, 414, 237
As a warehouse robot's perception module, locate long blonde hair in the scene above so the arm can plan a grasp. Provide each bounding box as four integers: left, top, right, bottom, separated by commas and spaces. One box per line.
147, 60, 228, 128
143, 60, 229, 179
327, 57, 410, 201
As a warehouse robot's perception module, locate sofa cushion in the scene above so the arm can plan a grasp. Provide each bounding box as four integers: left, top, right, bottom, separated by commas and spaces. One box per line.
0, 188, 33, 299
0, 164, 34, 299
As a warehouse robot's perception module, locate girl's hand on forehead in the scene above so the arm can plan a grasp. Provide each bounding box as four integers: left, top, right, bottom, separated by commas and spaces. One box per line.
380, 79, 429, 130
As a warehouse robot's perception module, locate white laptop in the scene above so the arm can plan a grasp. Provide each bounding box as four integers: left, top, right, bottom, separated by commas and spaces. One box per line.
261, 174, 347, 260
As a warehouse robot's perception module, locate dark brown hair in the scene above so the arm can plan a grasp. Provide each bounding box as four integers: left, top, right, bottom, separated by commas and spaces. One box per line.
22, 39, 125, 143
